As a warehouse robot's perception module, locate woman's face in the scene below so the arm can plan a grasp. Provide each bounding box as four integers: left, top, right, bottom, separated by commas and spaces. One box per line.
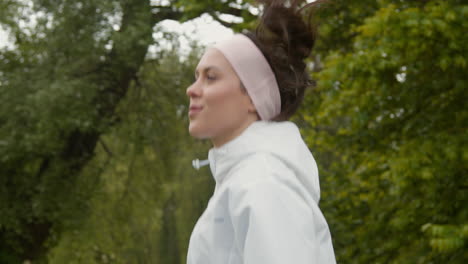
186, 48, 257, 146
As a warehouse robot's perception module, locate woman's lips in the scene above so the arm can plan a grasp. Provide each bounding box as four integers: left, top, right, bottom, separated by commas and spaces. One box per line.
189, 105, 203, 117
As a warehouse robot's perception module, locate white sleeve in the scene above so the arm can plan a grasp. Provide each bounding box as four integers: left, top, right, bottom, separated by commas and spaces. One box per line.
228, 178, 328, 264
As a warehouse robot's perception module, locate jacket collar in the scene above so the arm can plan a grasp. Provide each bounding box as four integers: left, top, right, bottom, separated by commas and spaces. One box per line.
208, 121, 272, 183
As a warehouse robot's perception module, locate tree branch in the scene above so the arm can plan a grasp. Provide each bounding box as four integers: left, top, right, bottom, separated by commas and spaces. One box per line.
99, 138, 113, 157
151, 3, 255, 27
151, 6, 185, 23
208, 12, 236, 28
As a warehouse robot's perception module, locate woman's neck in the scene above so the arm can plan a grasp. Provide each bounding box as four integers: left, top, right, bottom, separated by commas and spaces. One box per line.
211, 116, 258, 148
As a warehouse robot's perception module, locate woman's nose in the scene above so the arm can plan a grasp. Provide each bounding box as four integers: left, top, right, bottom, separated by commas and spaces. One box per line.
186, 81, 202, 97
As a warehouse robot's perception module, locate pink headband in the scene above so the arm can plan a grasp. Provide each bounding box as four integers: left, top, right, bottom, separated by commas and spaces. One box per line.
213, 34, 281, 121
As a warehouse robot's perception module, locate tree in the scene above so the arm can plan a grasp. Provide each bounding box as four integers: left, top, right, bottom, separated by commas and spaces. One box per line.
0, 0, 257, 262
47, 43, 213, 263
300, 0, 467, 263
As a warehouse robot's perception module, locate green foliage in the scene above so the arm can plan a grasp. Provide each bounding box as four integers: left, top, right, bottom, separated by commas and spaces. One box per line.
0, 1, 119, 261
301, 0, 468, 263
2, 0, 167, 261
48, 44, 213, 263
173, 0, 258, 30
422, 223, 467, 253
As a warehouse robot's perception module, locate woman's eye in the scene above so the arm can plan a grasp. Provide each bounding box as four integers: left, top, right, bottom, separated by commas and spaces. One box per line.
207, 75, 216, 80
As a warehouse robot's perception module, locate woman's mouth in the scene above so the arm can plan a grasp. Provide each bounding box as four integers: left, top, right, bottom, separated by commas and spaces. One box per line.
189, 105, 203, 117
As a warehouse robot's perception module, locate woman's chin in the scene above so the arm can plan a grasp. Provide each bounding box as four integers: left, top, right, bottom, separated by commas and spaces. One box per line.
188, 122, 208, 139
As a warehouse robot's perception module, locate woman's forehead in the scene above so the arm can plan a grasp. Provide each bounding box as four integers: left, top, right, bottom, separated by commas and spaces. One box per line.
196, 48, 231, 72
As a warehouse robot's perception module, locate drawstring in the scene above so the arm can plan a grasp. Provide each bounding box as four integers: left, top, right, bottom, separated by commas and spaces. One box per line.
192, 159, 210, 170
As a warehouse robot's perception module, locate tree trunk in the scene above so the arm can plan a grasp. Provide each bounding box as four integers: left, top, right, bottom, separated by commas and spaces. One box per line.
4, 0, 155, 261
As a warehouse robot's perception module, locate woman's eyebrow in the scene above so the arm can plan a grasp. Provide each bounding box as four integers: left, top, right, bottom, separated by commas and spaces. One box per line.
195, 66, 221, 77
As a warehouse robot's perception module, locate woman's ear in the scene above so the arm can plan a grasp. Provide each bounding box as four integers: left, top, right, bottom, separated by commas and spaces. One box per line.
240, 81, 257, 114
245, 94, 260, 120
246, 96, 257, 113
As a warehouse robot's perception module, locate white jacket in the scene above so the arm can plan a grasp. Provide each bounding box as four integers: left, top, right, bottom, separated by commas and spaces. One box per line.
187, 121, 336, 264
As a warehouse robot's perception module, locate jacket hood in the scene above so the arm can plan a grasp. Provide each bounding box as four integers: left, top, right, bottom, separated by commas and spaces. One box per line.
208, 121, 321, 202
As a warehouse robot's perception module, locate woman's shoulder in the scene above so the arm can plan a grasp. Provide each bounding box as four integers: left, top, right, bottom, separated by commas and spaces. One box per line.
225, 152, 298, 193
222, 153, 314, 219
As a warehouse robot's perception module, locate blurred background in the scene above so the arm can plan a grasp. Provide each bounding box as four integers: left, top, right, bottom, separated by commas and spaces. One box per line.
0, 0, 466, 263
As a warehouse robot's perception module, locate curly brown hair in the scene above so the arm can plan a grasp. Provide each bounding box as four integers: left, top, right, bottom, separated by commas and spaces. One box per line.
244, 0, 325, 121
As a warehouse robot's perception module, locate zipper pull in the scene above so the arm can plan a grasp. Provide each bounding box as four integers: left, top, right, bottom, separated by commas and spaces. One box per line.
192, 159, 210, 170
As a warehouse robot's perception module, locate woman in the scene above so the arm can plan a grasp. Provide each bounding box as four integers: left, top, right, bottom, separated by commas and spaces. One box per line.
185, 0, 336, 263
